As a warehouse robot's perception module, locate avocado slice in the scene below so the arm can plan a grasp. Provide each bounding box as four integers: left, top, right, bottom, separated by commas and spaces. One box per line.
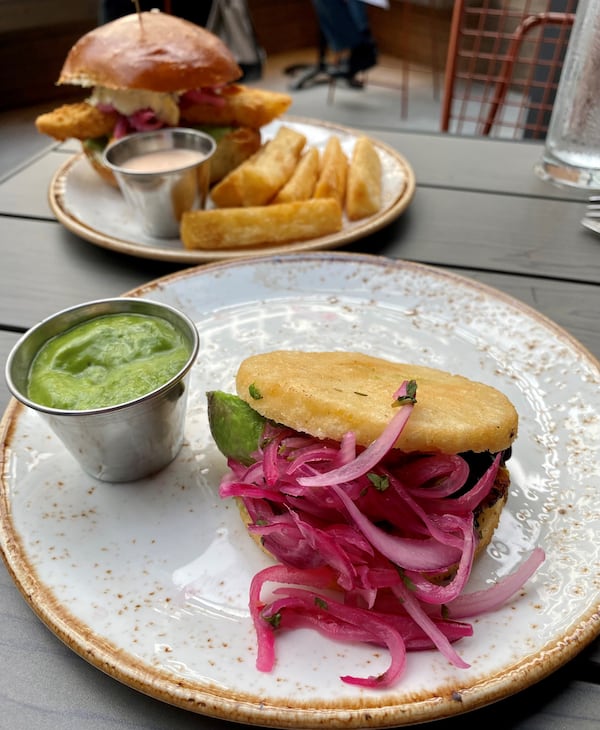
206, 390, 266, 465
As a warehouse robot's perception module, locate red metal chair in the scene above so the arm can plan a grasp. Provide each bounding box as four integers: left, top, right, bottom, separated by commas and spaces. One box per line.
441, 0, 577, 139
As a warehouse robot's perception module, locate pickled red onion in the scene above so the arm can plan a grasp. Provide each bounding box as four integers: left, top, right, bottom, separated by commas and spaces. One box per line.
218, 380, 544, 687
179, 88, 227, 107
297, 383, 415, 488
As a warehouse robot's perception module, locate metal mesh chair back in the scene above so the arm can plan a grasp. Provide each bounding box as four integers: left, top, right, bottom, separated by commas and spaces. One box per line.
441, 0, 577, 139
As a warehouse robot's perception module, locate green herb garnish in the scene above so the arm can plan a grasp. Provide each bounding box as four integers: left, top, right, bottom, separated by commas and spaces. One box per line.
395, 379, 417, 406
368, 472, 390, 491
249, 383, 263, 400
401, 573, 417, 592
264, 611, 282, 629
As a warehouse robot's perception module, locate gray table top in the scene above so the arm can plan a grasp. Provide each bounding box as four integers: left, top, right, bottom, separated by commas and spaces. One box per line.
1, 125, 599, 730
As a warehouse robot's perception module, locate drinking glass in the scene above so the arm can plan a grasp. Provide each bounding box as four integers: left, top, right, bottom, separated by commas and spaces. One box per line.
535, 0, 600, 189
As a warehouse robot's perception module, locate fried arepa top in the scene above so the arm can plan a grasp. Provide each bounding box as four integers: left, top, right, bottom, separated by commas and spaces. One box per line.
58, 11, 242, 92
236, 351, 518, 455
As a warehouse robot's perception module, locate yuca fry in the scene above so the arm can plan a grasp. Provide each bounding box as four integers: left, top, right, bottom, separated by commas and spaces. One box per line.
181, 198, 342, 250
211, 126, 306, 207
313, 135, 348, 207
273, 147, 319, 203
346, 136, 383, 220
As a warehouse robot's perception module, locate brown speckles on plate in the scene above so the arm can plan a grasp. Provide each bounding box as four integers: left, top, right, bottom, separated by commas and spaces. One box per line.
1, 253, 599, 728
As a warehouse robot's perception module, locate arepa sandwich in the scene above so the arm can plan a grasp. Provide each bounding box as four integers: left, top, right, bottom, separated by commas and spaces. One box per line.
207, 350, 544, 687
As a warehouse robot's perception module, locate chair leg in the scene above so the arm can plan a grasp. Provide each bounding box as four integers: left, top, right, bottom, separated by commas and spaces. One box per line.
327, 77, 337, 104
400, 0, 410, 118
285, 29, 331, 91
428, 0, 441, 100
399, 0, 445, 117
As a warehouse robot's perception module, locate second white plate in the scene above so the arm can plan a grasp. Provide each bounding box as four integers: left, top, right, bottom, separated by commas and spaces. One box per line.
48, 118, 415, 262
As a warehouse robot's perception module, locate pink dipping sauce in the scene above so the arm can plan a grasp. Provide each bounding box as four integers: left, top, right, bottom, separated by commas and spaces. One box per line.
122, 148, 207, 173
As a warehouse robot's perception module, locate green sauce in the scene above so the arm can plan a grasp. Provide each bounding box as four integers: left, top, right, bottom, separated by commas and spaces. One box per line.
27, 313, 191, 410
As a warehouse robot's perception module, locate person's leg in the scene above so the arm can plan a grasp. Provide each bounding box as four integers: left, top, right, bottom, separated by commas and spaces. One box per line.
347, 1, 378, 77
346, 0, 370, 39
311, 0, 377, 84
311, 0, 364, 53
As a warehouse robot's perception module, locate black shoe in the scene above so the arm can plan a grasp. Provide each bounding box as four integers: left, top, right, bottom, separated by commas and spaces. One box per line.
326, 61, 364, 89
349, 39, 378, 76
327, 60, 351, 78
346, 75, 364, 89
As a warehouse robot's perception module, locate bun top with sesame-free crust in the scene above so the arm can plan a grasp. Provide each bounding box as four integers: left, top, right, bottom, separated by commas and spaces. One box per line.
58, 10, 242, 92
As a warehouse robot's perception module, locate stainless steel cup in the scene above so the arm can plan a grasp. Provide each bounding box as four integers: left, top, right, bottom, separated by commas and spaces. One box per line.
5, 298, 199, 482
103, 128, 216, 238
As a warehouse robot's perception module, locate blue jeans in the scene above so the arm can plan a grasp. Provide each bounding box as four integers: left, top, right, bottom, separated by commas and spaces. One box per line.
311, 0, 370, 52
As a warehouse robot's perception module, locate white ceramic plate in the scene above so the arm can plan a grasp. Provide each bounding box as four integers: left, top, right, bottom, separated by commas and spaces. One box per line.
1, 253, 599, 728
48, 118, 415, 263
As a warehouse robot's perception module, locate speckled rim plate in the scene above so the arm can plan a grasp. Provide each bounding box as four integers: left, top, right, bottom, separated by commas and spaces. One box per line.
1, 252, 599, 728
47, 117, 415, 263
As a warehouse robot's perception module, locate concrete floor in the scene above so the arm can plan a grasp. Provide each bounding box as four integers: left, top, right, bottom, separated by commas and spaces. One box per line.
254, 48, 444, 130
0, 49, 443, 178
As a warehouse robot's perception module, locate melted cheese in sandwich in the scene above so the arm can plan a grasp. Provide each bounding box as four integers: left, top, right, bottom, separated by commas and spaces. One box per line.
89, 86, 180, 126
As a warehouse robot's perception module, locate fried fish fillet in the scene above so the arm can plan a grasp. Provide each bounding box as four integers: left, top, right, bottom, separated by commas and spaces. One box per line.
35, 101, 117, 141
35, 99, 266, 186
34, 85, 291, 142
180, 85, 292, 128
235, 351, 518, 455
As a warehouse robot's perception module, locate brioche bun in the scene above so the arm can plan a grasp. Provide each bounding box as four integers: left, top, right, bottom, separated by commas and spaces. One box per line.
58, 11, 242, 92
236, 350, 518, 456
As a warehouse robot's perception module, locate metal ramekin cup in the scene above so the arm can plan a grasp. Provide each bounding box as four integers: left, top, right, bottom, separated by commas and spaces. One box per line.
103, 128, 216, 238
5, 297, 199, 482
